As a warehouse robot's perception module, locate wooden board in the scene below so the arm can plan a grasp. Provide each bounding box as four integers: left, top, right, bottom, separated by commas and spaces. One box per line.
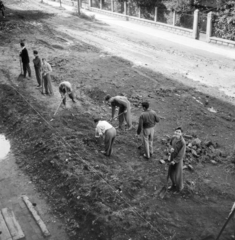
0, 212, 13, 240
22, 196, 50, 237
1, 208, 25, 240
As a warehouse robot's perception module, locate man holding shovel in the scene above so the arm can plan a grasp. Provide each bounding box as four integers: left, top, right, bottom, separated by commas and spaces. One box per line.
105, 95, 132, 130
167, 127, 186, 192
94, 118, 116, 156
59, 81, 76, 105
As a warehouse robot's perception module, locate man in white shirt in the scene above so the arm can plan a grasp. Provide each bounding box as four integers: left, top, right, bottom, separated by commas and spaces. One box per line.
94, 118, 116, 156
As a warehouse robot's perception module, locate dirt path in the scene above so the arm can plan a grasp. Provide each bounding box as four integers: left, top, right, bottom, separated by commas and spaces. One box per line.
42, 0, 235, 101
0, 1, 235, 240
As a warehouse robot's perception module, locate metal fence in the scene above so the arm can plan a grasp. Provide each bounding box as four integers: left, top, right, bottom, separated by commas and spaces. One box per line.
157, 7, 173, 24
113, 0, 124, 14
140, 7, 154, 21
102, 0, 111, 11
175, 13, 194, 29
128, 1, 139, 17
91, 0, 99, 8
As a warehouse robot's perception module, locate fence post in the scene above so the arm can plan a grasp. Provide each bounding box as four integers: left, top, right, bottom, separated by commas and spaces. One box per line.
124, 1, 127, 15
89, 0, 91, 8
138, 7, 141, 18
111, 0, 114, 12
100, 0, 102, 9
206, 11, 213, 42
154, 7, 158, 22
173, 11, 176, 26
193, 9, 199, 39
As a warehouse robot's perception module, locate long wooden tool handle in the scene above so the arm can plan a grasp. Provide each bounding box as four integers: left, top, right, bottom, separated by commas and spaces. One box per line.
215, 207, 235, 240
53, 98, 64, 116
112, 111, 127, 121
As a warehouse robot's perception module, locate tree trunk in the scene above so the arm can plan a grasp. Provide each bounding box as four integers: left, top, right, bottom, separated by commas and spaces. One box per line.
77, 0, 81, 16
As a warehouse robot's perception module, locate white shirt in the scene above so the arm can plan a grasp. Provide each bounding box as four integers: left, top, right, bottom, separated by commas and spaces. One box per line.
42, 61, 52, 75
95, 121, 113, 137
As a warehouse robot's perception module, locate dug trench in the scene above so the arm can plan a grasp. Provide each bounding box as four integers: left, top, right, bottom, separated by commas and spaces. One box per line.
0, 2, 235, 240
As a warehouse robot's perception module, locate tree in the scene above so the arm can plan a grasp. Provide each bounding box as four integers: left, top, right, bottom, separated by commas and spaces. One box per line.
213, 0, 235, 40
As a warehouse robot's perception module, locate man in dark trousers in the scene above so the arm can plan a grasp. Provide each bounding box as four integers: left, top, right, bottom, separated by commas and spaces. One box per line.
137, 101, 160, 159
33, 50, 42, 88
19, 42, 31, 78
0, 1, 5, 18
167, 127, 186, 192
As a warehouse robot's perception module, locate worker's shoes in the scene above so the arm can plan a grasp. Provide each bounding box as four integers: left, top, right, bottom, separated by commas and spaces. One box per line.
143, 154, 150, 159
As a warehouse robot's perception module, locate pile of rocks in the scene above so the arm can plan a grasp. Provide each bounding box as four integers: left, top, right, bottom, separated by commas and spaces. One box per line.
160, 135, 229, 170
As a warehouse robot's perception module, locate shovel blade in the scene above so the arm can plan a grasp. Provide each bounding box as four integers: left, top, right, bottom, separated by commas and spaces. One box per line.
159, 186, 167, 199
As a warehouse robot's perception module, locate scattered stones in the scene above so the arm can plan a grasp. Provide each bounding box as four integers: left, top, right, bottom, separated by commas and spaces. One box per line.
210, 160, 217, 165
159, 160, 165, 164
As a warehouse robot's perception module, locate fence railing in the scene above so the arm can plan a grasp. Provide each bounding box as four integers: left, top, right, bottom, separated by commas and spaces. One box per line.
175, 13, 194, 30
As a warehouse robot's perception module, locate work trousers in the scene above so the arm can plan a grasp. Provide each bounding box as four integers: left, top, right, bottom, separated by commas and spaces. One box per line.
142, 127, 155, 158
62, 92, 75, 105
1, 9, 4, 17
118, 104, 132, 130
34, 67, 42, 86
43, 73, 53, 95
23, 62, 31, 78
104, 127, 116, 156
167, 159, 184, 192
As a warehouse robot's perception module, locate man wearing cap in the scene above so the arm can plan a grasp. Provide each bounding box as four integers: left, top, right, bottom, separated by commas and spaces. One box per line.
104, 94, 132, 130
19, 42, 31, 78
137, 101, 160, 159
33, 50, 42, 88
94, 118, 116, 156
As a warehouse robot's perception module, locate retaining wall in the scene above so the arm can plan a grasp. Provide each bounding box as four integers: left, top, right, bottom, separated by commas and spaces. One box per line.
88, 7, 193, 38
209, 37, 235, 48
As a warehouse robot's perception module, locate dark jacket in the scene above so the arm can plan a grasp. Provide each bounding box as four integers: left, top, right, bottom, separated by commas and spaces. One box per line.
33, 56, 42, 69
137, 109, 159, 134
20, 48, 30, 64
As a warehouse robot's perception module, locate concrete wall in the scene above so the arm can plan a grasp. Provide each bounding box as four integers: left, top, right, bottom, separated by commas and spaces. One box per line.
88, 7, 193, 38
209, 37, 235, 48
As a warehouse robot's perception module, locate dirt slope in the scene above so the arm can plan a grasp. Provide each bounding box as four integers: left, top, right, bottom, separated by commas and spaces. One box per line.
0, 1, 235, 240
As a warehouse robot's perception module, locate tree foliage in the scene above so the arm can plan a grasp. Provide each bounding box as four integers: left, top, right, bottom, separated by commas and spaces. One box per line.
213, 1, 235, 40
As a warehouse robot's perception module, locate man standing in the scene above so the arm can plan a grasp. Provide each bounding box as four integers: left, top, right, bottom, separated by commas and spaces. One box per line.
19, 42, 31, 78
42, 58, 53, 95
94, 118, 116, 156
33, 50, 42, 88
59, 81, 76, 105
137, 102, 159, 159
167, 127, 186, 192
104, 95, 132, 130
0, 1, 5, 18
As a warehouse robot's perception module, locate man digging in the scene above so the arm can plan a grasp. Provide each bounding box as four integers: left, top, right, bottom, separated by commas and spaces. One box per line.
59, 81, 76, 105
94, 118, 116, 156
105, 94, 132, 130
